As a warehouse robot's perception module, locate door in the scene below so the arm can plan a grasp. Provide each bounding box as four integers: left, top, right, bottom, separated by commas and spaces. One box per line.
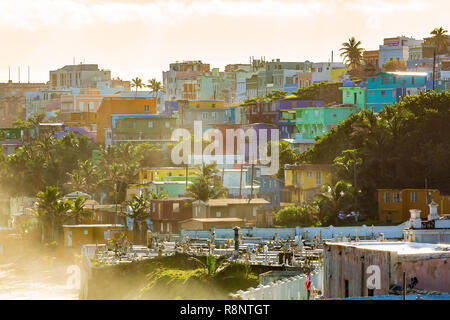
68, 231, 72, 247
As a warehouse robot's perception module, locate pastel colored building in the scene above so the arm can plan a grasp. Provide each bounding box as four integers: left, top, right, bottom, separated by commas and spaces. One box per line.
49, 64, 111, 89
257, 175, 285, 210
96, 97, 157, 144
60, 87, 120, 131
339, 81, 367, 110
284, 164, 334, 205
151, 198, 193, 234
294, 106, 358, 143
366, 72, 427, 112
180, 100, 227, 131
377, 188, 450, 222
109, 114, 177, 145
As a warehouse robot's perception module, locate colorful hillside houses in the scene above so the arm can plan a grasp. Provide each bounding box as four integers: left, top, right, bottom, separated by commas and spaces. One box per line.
257, 175, 286, 210
366, 72, 427, 112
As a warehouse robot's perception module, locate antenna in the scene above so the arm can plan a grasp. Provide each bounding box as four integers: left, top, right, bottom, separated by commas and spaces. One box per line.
28, 66, 30, 83
8, 66, 10, 81
18, 66, 20, 83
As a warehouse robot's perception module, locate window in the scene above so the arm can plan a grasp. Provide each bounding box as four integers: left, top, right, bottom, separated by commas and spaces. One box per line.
195, 207, 199, 217
315, 171, 322, 185
393, 193, 400, 203
202, 112, 208, 120
370, 91, 374, 96
368, 289, 374, 296
161, 223, 164, 232
393, 77, 397, 84
79, 101, 84, 112
216, 211, 221, 217
411, 77, 415, 85
314, 110, 319, 117
392, 90, 396, 98
253, 208, 257, 217
89, 102, 94, 112
346, 91, 350, 98
144, 105, 150, 111
381, 91, 385, 98
410, 192, 417, 203
384, 192, 389, 203
371, 77, 376, 82
384, 77, 388, 84
165, 121, 170, 128
133, 122, 136, 128
167, 223, 170, 233
211, 112, 217, 120
307, 171, 312, 178
148, 121, 153, 128
173, 203, 179, 212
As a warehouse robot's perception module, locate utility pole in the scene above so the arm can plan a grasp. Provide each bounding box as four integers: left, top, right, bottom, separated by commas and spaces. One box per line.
432, 50, 436, 91
249, 163, 255, 203
425, 178, 428, 205
239, 164, 243, 198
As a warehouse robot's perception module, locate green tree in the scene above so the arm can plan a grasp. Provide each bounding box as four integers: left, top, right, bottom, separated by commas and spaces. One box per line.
122, 194, 151, 244
35, 186, 72, 245
382, 60, 406, 72
430, 27, 448, 54
314, 181, 355, 225
186, 163, 227, 202
147, 78, 164, 95
131, 77, 144, 98
340, 37, 364, 71
274, 205, 320, 227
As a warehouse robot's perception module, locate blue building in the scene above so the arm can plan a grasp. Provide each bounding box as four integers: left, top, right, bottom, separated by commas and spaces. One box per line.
367, 72, 427, 112
257, 175, 285, 210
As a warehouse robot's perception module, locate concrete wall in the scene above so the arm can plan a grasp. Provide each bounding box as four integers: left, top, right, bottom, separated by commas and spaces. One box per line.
323, 244, 392, 298
396, 258, 450, 293
181, 225, 404, 240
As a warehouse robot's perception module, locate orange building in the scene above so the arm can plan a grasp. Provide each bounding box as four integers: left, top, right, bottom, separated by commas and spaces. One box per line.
377, 188, 450, 222
60, 88, 119, 131
96, 97, 157, 144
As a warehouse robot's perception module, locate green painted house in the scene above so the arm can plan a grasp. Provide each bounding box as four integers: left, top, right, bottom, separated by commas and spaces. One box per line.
294, 106, 358, 141
148, 181, 191, 198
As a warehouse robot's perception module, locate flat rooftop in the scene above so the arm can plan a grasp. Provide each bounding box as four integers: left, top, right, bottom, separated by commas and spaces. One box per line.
325, 241, 450, 256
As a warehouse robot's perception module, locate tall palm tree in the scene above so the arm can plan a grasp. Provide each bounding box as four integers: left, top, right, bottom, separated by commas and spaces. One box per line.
147, 78, 164, 96
186, 163, 227, 202
131, 77, 144, 98
430, 27, 448, 54
122, 194, 151, 244
340, 37, 364, 71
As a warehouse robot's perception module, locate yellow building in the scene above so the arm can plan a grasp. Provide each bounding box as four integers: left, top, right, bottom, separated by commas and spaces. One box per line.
139, 167, 199, 184
187, 100, 225, 109
377, 188, 450, 222
284, 164, 334, 205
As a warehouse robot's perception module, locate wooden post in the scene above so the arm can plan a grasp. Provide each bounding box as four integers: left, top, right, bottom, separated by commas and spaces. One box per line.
402, 272, 406, 301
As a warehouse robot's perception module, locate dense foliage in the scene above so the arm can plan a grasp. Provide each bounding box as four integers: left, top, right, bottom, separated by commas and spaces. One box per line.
299, 91, 450, 217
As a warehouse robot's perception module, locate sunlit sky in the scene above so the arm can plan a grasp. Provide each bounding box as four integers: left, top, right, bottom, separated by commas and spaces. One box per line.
0, 0, 448, 83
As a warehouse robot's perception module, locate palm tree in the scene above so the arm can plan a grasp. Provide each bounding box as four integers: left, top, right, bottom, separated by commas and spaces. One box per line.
131, 77, 144, 98
340, 37, 364, 71
122, 194, 151, 244
430, 27, 448, 54
147, 78, 164, 96
68, 196, 92, 224
186, 163, 227, 202
35, 186, 72, 244
314, 180, 354, 225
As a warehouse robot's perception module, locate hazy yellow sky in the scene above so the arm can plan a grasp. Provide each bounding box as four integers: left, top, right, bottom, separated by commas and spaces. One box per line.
0, 0, 448, 83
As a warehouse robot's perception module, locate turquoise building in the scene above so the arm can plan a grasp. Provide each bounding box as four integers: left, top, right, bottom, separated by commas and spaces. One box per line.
367, 72, 427, 112
339, 81, 367, 110
294, 106, 358, 143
